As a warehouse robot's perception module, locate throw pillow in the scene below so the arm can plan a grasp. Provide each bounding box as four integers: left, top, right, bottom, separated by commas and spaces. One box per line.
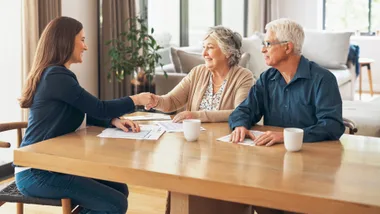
302, 30, 352, 69
170, 46, 203, 73
241, 34, 269, 79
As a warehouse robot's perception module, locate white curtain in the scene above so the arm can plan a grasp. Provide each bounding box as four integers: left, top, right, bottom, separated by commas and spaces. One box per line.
21, 0, 39, 121
21, 0, 61, 121
247, 0, 280, 36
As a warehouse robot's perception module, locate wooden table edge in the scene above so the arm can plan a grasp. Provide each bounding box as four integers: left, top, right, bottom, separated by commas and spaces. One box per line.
13, 149, 380, 214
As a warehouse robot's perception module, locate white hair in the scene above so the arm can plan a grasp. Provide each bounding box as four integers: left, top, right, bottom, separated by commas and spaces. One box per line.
265, 18, 304, 55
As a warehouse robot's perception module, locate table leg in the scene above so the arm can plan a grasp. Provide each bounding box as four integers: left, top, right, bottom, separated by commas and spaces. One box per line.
170, 192, 252, 214
368, 67, 374, 96
359, 66, 362, 100
170, 192, 189, 214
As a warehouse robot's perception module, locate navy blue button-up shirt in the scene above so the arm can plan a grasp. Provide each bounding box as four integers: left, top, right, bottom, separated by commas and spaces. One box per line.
229, 56, 345, 142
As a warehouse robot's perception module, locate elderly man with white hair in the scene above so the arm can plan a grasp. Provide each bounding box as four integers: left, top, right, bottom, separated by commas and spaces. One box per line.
229, 18, 344, 147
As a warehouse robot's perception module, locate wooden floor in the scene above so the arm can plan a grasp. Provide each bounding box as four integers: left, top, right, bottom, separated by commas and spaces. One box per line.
0, 177, 167, 214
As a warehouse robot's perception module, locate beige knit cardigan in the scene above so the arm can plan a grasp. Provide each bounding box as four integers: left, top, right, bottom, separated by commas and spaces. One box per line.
155, 64, 254, 122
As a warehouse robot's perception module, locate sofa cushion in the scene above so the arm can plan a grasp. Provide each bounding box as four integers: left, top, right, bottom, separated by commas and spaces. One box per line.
176, 50, 251, 73
303, 30, 352, 69
343, 100, 380, 137
241, 35, 269, 79
170, 46, 203, 73
328, 68, 352, 87
371, 97, 380, 103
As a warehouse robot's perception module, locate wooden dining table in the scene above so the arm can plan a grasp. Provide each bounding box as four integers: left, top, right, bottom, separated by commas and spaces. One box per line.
13, 116, 380, 214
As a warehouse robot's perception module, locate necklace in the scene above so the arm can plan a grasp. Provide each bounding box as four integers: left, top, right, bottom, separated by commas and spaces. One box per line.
212, 77, 226, 87
213, 82, 223, 87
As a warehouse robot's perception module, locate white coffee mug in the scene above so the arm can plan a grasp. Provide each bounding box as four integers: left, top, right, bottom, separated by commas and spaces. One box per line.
284, 128, 304, 152
183, 119, 201, 141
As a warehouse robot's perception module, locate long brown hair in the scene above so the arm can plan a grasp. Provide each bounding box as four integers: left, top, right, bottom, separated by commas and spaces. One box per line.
19, 16, 83, 108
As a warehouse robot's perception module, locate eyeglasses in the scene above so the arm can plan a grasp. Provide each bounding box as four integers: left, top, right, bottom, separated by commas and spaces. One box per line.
262, 41, 288, 48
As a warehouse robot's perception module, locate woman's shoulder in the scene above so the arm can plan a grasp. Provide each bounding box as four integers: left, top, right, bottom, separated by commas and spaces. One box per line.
190, 64, 207, 73
43, 65, 76, 79
231, 66, 254, 79
187, 64, 209, 79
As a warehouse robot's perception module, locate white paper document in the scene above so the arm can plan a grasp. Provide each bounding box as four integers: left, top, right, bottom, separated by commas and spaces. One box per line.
97, 125, 165, 140
156, 121, 206, 133
217, 130, 265, 146
122, 113, 171, 121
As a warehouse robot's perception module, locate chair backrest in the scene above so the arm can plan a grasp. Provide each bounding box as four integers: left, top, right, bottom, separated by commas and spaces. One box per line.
0, 122, 28, 148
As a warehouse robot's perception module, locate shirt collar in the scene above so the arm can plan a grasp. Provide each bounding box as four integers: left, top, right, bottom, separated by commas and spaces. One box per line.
293, 55, 312, 80
270, 55, 311, 81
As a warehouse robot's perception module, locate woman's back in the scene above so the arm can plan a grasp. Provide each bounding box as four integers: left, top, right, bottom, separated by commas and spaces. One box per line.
22, 66, 84, 147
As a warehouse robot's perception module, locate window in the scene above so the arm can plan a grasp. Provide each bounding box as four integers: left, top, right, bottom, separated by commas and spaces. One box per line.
0, 0, 22, 164
148, 0, 180, 46
323, 0, 380, 35
222, 0, 245, 37
188, 0, 214, 46
147, 0, 248, 47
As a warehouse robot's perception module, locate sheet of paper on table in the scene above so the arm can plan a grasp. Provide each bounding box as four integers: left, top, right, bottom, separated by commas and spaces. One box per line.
156, 121, 206, 133
217, 130, 265, 146
97, 125, 165, 140
122, 113, 171, 121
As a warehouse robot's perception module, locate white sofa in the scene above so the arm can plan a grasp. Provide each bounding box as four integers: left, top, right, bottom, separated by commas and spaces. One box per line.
154, 31, 356, 100
343, 98, 380, 137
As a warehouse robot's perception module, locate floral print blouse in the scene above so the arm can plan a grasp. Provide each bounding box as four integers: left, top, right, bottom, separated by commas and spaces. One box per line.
199, 75, 227, 111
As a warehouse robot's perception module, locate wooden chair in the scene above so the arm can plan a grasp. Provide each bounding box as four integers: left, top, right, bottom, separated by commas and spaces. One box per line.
343, 117, 358, 135
0, 122, 80, 214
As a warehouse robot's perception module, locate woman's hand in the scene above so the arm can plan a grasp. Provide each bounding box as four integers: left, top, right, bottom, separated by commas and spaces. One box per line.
111, 118, 140, 132
145, 94, 160, 110
130, 92, 158, 106
172, 111, 196, 123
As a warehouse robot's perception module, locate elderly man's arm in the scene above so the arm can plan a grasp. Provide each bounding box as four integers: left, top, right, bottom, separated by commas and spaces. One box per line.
302, 76, 345, 142
228, 76, 264, 130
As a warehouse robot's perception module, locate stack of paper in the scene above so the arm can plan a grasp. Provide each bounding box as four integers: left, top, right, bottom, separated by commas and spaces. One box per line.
122, 113, 171, 121
97, 125, 165, 140
156, 121, 206, 133
217, 130, 265, 146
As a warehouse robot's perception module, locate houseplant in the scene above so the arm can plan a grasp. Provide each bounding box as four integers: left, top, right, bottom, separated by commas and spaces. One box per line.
105, 15, 167, 94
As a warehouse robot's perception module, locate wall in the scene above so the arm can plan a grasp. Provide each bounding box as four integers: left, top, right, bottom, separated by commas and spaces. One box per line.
62, 0, 98, 96
278, 0, 323, 30
0, 0, 22, 163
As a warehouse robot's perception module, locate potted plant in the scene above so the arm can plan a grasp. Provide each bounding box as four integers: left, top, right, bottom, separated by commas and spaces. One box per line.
105, 15, 167, 94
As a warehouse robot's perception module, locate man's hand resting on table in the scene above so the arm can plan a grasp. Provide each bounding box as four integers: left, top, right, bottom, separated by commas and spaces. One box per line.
230, 126, 284, 146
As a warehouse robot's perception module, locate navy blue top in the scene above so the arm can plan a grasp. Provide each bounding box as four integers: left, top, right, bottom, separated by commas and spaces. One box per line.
21, 65, 135, 148
229, 56, 345, 142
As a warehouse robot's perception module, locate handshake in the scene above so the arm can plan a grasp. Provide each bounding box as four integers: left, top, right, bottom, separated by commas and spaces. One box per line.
130, 92, 159, 110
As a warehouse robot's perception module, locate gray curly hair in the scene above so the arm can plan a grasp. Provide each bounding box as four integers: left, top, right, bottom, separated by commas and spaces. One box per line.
204, 26, 242, 67
265, 18, 304, 55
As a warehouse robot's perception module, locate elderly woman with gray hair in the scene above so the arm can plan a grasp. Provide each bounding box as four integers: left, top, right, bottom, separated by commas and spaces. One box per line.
146, 26, 254, 123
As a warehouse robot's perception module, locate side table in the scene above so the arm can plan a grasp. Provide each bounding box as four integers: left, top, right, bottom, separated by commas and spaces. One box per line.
358, 57, 375, 100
